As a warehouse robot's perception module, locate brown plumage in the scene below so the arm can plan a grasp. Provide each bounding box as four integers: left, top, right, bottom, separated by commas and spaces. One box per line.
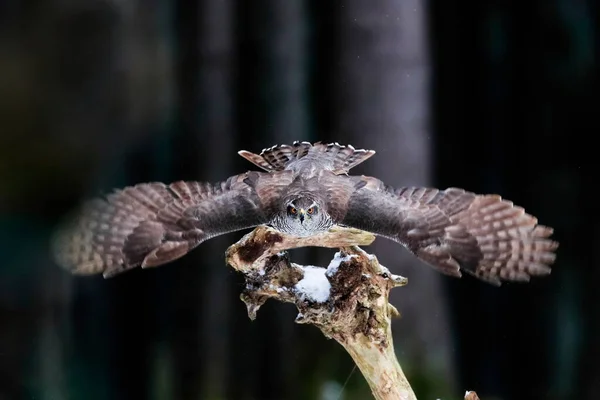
238, 141, 376, 174
53, 172, 291, 277
52, 141, 558, 285
336, 180, 556, 285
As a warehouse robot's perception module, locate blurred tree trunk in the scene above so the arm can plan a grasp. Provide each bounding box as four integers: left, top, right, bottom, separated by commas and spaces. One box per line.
22, 0, 172, 399
172, 0, 236, 398
430, 1, 596, 399
195, 1, 237, 397
233, 2, 311, 399
258, 3, 310, 399
332, 0, 455, 393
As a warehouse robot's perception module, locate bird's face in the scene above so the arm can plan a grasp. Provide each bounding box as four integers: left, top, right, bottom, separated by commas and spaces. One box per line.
283, 197, 329, 236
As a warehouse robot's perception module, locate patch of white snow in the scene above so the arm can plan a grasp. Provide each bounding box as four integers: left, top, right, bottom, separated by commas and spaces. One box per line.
325, 252, 357, 277
294, 266, 331, 303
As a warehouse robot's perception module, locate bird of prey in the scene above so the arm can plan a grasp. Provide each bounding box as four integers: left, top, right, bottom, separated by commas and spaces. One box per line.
52, 141, 558, 285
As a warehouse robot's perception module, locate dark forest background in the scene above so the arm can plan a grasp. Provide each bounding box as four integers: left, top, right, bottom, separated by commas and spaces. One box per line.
0, 1, 597, 399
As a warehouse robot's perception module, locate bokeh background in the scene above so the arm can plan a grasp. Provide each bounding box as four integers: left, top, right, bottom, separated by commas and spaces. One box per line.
0, 1, 596, 399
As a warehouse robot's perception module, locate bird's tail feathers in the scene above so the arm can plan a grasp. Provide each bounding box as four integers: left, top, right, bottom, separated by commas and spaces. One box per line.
238, 141, 375, 174
316, 142, 376, 174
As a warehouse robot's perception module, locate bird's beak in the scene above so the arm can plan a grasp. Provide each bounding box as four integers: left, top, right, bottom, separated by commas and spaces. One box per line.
299, 209, 305, 224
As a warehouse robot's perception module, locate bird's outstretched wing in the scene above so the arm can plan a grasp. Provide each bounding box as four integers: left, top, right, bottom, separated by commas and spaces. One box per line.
52, 171, 289, 278
328, 175, 558, 285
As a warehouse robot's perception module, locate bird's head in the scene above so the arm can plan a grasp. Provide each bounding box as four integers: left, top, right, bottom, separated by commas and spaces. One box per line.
283, 196, 329, 236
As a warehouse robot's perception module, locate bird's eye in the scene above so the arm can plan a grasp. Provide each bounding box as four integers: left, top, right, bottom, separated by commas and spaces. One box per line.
288, 206, 297, 215
307, 207, 315, 214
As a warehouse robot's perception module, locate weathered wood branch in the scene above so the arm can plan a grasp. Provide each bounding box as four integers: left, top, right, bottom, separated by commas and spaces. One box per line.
226, 225, 415, 400
226, 225, 482, 400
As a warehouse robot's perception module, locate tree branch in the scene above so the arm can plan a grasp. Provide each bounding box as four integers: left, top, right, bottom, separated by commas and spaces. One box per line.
226, 226, 483, 400
226, 226, 415, 400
